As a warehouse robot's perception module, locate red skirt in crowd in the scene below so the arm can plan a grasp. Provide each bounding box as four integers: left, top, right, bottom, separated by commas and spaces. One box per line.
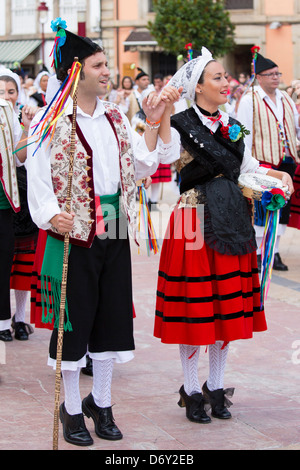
154, 205, 267, 346
151, 163, 172, 184
10, 252, 36, 291
30, 229, 54, 330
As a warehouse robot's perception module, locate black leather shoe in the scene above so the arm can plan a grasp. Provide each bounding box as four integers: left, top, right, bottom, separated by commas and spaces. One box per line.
82, 393, 123, 440
202, 381, 233, 419
0, 329, 12, 342
178, 385, 211, 423
14, 322, 29, 340
59, 402, 93, 446
273, 253, 288, 271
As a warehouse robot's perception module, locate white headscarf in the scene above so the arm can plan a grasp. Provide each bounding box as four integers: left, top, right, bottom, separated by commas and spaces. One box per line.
166, 47, 214, 102
0, 67, 21, 97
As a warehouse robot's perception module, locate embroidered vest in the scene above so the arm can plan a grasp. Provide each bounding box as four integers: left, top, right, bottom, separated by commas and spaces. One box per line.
252, 90, 298, 167
48, 102, 137, 248
0, 101, 20, 212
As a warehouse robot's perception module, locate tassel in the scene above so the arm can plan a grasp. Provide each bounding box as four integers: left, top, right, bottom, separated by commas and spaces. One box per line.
137, 183, 159, 256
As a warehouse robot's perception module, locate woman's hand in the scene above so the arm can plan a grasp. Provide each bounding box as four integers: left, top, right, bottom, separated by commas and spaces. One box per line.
281, 171, 294, 197
267, 169, 294, 198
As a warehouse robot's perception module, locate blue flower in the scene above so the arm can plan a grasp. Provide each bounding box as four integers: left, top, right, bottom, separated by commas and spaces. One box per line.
228, 124, 241, 142
51, 17, 67, 32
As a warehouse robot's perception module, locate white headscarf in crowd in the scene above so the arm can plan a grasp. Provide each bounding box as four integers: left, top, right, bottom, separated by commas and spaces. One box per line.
166, 46, 214, 103
0, 66, 21, 97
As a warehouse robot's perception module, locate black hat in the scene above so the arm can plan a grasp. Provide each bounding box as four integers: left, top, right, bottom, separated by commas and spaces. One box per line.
135, 68, 148, 80
51, 18, 101, 72
255, 53, 278, 74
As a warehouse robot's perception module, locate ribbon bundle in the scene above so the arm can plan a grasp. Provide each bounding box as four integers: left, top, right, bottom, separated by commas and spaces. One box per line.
138, 183, 159, 256
31, 60, 82, 155
260, 188, 286, 306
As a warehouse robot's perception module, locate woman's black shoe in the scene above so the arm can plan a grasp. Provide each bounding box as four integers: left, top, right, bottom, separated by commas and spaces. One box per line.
202, 381, 234, 419
0, 329, 12, 342
178, 385, 211, 423
82, 393, 123, 440
59, 402, 93, 446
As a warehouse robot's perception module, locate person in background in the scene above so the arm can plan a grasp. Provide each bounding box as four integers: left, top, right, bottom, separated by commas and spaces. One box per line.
237, 52, 300, 271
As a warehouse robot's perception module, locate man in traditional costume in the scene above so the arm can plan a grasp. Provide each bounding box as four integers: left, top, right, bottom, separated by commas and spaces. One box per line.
0, 96, 31, 341
26, 19, 178, 447
237, 52, 300, 270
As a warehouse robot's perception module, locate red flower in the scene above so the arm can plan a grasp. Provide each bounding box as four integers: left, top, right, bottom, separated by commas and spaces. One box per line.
185, 43, 193, 50
220, 125, 230, 139
251, 45, 260, 55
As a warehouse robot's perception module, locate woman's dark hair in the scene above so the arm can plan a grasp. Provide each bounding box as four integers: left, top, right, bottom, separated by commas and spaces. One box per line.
197, 60, 216, 84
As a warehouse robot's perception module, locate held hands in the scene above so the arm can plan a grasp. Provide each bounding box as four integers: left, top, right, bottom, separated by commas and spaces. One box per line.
50, 211, 75, 234
142, 86, 183, 125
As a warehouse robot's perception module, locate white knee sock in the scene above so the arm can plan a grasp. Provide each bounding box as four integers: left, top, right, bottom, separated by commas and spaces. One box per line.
14, 290, 28, 323
207, 341, 229, 391
62, 368, 82, 415
92, 358, 114, 408
179, 344, 201, 396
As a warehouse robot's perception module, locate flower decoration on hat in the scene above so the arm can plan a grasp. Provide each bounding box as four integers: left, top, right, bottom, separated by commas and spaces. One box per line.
50, 17, 67, 69
185, 43, 193, 61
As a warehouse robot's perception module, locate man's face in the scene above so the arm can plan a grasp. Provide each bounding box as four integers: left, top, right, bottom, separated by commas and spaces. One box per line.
79, 51, 110, 97
257, 66, 281, 93
136, 75, 150, 91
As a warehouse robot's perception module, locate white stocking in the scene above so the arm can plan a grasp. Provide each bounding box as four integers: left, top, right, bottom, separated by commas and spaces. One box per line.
207, 341, 229, 391
179, 344, 201, 396
62, 368, 82, 415
92, 358, 114, 408
14, 290, 28, 323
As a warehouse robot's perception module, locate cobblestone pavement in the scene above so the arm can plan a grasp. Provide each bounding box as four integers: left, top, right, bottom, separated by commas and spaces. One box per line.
0, 182, 299, 451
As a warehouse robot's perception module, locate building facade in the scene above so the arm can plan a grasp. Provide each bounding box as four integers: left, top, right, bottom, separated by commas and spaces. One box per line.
0, 0, 101, 76
1, 0, 300, 87
101, 0, 300, 87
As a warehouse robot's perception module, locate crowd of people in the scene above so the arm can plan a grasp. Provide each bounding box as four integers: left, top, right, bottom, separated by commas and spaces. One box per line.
0, 18, 299, 448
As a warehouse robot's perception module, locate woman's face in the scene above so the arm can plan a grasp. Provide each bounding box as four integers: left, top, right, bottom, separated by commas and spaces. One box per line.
0, 79, 18, 107
122, 77, 132, 89
39, 74, 49, 92
195, 61, 229, 110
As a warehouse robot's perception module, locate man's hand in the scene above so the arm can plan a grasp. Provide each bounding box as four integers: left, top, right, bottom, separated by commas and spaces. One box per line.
50, 211, 75, 234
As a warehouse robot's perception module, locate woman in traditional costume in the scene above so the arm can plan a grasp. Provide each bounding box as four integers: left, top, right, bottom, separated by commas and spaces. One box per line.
154, 47, 294, 423
0, 72, 38, 340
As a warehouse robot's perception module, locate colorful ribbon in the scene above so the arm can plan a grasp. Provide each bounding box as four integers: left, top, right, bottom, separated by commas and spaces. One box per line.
138, 183, 159, 256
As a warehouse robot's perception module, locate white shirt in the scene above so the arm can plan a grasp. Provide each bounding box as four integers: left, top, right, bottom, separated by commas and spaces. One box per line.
26, 97, 176, 230
237, 85, 300, 151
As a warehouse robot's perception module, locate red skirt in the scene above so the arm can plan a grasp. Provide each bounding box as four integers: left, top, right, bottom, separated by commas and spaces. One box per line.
151, 163, 171, 184
30, 229, 54, 330
10, 252, 35, 291
154, 205, 267, 345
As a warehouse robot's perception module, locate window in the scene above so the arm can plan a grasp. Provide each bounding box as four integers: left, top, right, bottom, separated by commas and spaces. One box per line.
225, 0, 253, 9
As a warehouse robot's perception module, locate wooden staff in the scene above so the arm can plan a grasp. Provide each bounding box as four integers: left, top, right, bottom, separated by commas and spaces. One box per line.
53, 58, 79, 451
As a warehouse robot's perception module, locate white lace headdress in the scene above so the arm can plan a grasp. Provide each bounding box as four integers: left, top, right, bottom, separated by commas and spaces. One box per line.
166, 46, 214, 102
